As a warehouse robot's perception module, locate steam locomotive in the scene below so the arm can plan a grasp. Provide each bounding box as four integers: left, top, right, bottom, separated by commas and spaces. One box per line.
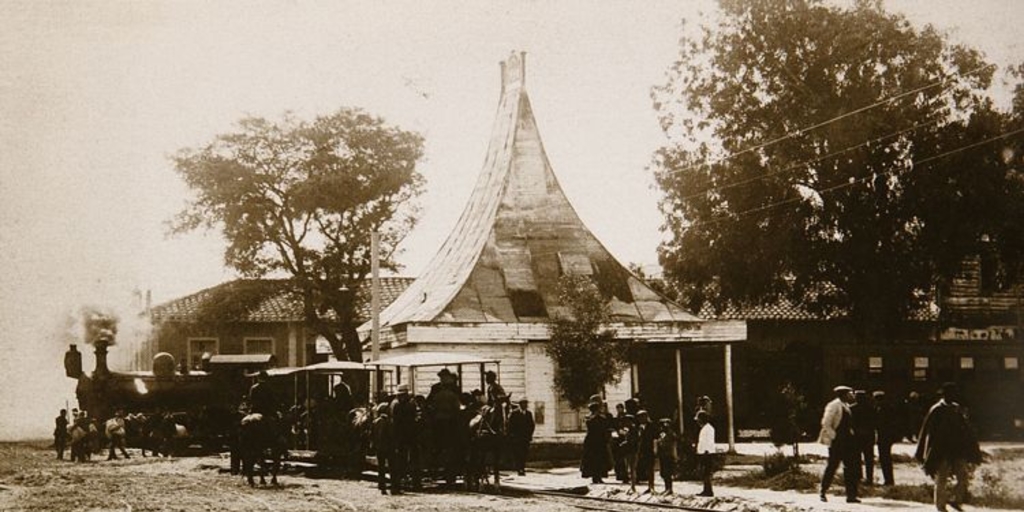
64, 329, 275, 451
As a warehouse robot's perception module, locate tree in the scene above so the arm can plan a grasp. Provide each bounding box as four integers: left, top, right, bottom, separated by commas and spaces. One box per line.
172, 109, 425, 361
652, 0, 1024, 339
545, 275, 630, 409
769, 382, 808, 460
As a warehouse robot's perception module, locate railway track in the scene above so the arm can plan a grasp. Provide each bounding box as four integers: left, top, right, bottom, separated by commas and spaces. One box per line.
505, 487, 724, 512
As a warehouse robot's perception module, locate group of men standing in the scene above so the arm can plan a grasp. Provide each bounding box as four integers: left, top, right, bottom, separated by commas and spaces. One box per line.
581, 395, 694, 496
819, 382, 983, 511
371, 369, 535, 495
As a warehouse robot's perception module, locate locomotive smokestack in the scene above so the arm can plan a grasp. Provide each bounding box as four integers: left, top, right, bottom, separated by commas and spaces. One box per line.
82, 307, 118, 376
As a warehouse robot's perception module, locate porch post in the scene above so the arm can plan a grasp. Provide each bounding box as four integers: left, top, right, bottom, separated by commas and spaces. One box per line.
675, 347, 684, 435
725, 343, 736, 453
630, 362, 639, 396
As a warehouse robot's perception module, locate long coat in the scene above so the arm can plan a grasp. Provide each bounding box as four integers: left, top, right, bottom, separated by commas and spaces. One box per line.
580, 413, 611, 478
914, 400, 983, 476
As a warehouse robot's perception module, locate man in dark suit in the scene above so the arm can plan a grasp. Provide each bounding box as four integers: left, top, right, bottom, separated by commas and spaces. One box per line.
508, 398, 535, 476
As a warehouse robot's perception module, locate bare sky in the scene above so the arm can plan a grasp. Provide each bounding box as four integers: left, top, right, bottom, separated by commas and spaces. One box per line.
1, 0, 1021, 439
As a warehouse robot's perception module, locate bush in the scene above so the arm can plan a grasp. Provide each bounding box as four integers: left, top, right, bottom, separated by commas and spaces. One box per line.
762, 450, 799, 477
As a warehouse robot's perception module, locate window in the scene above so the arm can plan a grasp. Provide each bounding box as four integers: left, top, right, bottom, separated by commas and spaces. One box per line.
868, 356, 883, 375
244, 337, 274, 355
959, 357, 974, 370
555, 395, 587, 433
913, 356, 929, 381
188, 338, 218, 370
1006, 357, 1020, 370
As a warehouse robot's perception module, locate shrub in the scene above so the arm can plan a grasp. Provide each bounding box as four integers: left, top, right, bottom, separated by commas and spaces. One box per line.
762, 450, 799, 477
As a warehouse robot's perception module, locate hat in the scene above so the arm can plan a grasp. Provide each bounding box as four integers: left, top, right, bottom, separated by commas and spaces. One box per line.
438, 368, 452, 377
872, 390, 885, 398
396, 383, 410, 394
485, 370, 497, 378
659, 417, 673, 425
518, 398, 529, 405
833, 385, 853, 394
588, 393, 603, 404
636, 409, 649, 417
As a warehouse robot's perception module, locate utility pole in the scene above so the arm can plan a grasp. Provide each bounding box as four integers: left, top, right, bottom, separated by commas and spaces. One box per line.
371, 231, 381, 401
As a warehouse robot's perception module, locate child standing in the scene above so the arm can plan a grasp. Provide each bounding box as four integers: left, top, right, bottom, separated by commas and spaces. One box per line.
695, 410, 716, 497
655, 418, 678, 494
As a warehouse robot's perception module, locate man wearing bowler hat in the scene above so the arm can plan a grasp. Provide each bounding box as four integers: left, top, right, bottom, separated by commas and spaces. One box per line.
818, 385, 860, 503
508, 398, 535, 475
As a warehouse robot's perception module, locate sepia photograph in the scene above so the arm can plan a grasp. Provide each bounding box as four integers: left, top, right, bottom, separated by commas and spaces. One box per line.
1, 1, 1022, 510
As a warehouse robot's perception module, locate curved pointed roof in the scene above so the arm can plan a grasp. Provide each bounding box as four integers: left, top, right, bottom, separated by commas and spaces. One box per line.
377, 52, 699, 328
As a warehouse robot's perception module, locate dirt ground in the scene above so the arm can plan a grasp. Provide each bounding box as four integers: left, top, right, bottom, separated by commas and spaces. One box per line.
0, 442, 575, 512
3, 442, 1022, 512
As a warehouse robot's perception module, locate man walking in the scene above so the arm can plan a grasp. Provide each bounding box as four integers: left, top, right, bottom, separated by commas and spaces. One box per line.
818, 385, 860, 503
915, 382, 984, 512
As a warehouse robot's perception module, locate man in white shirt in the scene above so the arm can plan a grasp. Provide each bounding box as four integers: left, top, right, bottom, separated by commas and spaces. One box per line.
695, 410, 716, 497
818, 385, 860, 503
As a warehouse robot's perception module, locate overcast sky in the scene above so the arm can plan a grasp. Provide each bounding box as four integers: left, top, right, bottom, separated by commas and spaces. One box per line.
1, 0, 1021, 439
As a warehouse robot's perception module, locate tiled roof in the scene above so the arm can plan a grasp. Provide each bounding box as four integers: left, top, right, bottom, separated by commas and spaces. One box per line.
698, 284, 939, 322
150, 277, 415, 324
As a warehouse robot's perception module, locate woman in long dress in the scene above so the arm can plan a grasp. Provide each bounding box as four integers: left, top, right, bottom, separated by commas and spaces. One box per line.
580, 402, 611, 483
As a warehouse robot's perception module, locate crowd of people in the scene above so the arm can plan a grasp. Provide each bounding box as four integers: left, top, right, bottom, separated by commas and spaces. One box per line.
52, 371, 986, 511
818, 381, 984, 511
578, 394, 713, 497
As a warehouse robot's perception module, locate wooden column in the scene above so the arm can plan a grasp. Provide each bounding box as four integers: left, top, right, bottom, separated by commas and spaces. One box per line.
725, 343, 736, 453
630, 362, 639, 396
675, 347, 684, 435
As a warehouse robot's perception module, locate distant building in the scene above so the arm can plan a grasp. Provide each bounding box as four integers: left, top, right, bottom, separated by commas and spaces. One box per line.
697, 255, 1024, 439
149, 278, 413, 370
358, 52, 746, 443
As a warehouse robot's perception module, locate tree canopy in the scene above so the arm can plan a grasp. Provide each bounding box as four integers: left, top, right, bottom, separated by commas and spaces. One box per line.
652, 0, 1024, 338
172, 109, 425, 360
546, 275, 630, 409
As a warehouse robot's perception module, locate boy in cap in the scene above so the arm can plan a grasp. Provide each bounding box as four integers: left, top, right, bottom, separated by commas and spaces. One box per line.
656, 418, 678, 495
818, 385, 860, 503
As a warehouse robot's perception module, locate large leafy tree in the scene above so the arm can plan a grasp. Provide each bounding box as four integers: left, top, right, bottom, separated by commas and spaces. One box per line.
546, 275, 630, 409
653, 0, 1024, 339
172, 109, 425, 361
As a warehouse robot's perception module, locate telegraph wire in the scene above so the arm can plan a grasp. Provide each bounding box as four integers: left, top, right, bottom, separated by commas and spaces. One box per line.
660, 62, 996, 179
680, 125, 1024, 230
677, 115, 948, 202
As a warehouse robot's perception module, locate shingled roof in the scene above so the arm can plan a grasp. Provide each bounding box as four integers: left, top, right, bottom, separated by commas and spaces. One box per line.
150, 277, 414, 324
375, 52, 699, 327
